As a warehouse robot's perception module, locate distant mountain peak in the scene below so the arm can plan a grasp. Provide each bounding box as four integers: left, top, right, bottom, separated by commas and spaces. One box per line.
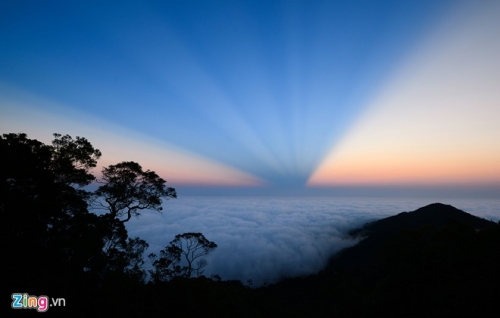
359, 202, 494, 236
413, 202, 467, 213
329, 203, 497, 272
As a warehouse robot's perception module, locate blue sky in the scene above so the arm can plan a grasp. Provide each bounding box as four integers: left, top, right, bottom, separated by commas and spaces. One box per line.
1, 0, 499, 192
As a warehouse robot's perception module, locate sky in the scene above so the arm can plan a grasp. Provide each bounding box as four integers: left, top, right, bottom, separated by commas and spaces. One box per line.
1, 0, 500, 195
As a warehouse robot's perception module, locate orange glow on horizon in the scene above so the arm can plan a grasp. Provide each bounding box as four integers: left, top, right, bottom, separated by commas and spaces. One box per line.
308, 150, 500, 186
1, 91, 265, 187
308, 1, 500, 187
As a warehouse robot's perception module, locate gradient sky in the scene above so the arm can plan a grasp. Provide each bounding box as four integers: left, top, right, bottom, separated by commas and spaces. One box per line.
1, 0, 499, 192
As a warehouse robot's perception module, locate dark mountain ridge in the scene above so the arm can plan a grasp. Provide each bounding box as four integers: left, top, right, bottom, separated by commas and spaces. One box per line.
261, 202, 500, 317
353, 202, 495, 236
326, 202, 497, 272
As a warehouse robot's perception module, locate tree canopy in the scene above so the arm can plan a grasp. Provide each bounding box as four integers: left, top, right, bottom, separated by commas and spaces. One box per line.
50, 133, 102, 187
1, 132, 179, 293
149, 232, 218, 281
94, 161, 176, 223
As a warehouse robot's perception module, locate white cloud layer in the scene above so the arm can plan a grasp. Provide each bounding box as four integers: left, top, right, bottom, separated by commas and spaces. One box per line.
124, 196, 500, 286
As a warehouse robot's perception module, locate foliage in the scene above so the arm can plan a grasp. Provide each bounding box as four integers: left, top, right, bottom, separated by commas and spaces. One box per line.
50, 133, 102, 187
149, 232, 217, 281
93, 161, 177, 222
1, 133, 104, 293
1, 132, 177, 291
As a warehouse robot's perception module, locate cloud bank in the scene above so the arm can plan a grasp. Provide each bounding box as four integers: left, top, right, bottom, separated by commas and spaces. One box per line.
124, 196, 500, 286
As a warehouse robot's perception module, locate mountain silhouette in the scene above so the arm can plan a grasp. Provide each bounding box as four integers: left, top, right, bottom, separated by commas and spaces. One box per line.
264, 203, 500, 317
327, 203, 496, 271
355, 202, 494, 235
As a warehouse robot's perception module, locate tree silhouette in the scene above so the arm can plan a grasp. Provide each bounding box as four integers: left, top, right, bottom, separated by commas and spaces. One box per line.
1, 133, 103, 292
1, 132, 177, 293
50, 133, 102, 187
172, 232, 217, 278
93, 161, 176, 223
150, 232, 217, 281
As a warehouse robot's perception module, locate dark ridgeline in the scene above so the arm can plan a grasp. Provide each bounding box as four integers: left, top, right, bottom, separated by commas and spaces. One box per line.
353, 202, 496, 233
263, 203, 500, 317
327, 202, 497, 271
2, 132, 500, 317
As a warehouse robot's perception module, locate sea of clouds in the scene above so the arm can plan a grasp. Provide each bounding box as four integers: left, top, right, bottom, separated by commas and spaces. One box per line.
125, 196, 500, 286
